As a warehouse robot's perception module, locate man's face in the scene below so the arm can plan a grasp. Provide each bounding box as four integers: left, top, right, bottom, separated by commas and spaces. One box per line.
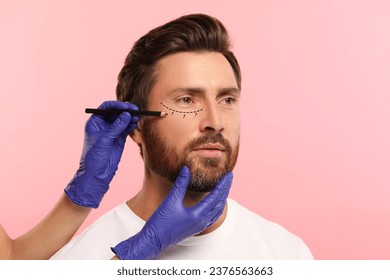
139, 51, 240, 192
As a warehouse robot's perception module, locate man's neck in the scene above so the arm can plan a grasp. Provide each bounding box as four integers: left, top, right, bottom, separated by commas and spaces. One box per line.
126, 168, 227, 235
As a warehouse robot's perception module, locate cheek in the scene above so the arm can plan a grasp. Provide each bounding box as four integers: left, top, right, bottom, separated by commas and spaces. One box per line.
225, 113, 241, 144
158, 117, 197, 144
231, 125, 241, 146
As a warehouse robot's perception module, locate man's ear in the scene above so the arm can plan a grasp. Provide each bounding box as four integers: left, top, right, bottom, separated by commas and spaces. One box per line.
129, 120, 143, 144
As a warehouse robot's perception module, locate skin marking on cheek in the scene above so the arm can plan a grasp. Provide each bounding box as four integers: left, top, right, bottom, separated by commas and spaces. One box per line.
160, 102, 203, 118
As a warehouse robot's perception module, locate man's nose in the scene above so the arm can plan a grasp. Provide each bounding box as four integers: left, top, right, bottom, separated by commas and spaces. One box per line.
199, 103, 224, 133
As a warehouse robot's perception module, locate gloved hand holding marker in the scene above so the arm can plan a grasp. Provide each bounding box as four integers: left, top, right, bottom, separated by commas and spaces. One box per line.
65, 101, 140, 208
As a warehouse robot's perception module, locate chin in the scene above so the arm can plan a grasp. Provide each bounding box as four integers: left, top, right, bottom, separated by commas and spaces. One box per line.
186, 166, 226, 193
187, 182, 216, 193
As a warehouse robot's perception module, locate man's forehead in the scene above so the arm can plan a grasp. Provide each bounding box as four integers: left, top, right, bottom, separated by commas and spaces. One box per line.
152, 52, 239, 97
155, 51, 231, 70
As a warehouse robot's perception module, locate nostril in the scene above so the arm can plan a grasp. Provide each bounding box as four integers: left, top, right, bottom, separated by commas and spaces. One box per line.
204, 126, 216, 132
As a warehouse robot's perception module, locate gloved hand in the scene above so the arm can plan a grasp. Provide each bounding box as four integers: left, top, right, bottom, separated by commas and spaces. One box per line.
65, 101, 139, 208
111, 166, 233, 259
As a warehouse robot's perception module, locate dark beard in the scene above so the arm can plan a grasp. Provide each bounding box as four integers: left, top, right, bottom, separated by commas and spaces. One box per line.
142, 121, 239, 192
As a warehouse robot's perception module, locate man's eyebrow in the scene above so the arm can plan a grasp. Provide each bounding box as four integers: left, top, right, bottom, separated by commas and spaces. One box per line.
219, 87, 241, 96
169, 87, 205, 95
170, 87, 241, 95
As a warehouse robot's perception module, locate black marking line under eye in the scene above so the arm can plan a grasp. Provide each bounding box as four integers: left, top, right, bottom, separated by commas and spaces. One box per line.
160, 102, 203, 118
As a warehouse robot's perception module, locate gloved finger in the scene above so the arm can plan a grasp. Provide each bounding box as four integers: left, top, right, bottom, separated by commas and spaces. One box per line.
104, 112, 132, 141
130, 115, 140, 124
207, 204, 226, 227
86, 114, 106, 131
116, 122, 139, 149
120, 123, 138, 140
128, 123, 138, 132
193, 172, 233, 214
206, 173, 233, 218
96, 101, 139, 123
164, 166, 191, 204
212, 172, 232, 206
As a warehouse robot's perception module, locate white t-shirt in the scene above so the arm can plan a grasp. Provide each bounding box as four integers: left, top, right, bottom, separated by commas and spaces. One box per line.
51, 199, 313, 260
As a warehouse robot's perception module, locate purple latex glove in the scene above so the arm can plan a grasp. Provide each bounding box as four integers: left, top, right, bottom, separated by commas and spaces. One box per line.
65, 101, 139, 208
111, 166, 233, 259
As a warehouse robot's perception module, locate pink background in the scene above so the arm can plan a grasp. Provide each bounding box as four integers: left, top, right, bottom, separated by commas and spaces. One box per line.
1, 0, 389, 259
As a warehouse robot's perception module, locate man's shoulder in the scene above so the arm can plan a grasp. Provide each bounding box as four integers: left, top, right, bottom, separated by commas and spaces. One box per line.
227, 198, 278, 226
227, 198, 301, 238
226, 198, 313, 259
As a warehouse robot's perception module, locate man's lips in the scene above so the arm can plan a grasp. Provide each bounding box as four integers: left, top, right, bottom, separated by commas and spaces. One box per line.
192, 143, 225, 157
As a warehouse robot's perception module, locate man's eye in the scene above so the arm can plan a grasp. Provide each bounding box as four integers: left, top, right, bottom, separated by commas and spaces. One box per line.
224, 97, 236, 104
180, 97, 193, 104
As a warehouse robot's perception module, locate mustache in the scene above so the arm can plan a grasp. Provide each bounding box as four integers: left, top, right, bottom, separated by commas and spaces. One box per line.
185, 132, 232, 152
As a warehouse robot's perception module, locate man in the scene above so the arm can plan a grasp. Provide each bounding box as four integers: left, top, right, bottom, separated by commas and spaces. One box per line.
52, 13, 313, 259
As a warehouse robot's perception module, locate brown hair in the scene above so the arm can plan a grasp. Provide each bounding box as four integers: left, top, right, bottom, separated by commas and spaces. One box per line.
116, 13, 241, 109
